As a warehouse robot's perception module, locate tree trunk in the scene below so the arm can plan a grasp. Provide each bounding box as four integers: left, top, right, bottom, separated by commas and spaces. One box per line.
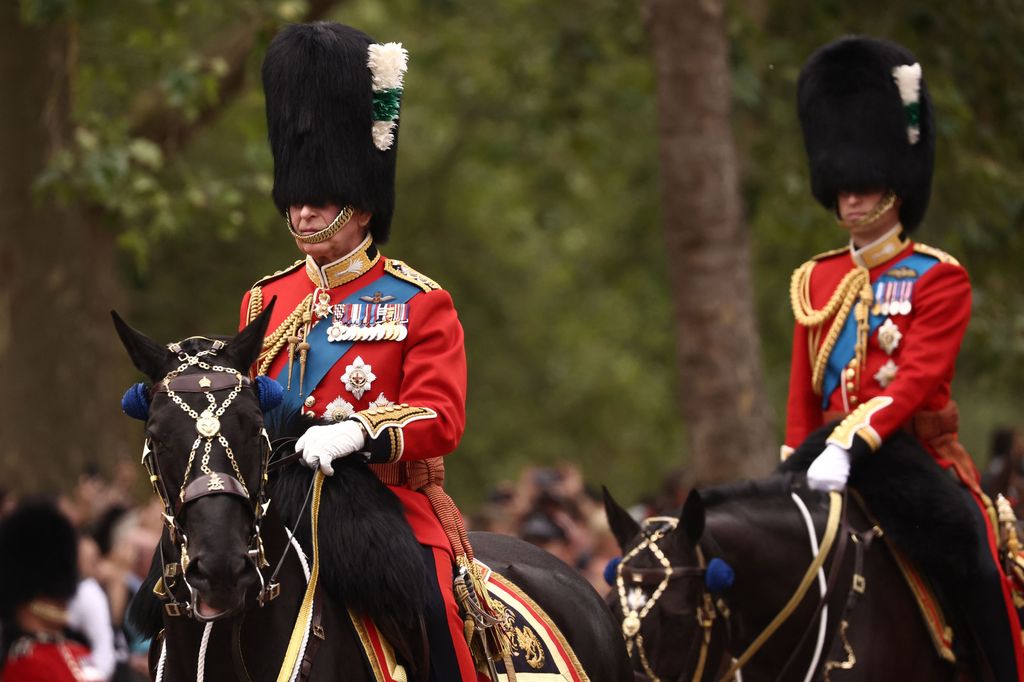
644, 0, 774, 481
0, 7, 130, 493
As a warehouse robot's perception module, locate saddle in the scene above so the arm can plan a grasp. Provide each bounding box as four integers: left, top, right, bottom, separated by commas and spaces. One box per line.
355, 562, 590, 682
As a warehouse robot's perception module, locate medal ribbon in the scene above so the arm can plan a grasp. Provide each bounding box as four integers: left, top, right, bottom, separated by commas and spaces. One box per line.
273, 274, 423, 417
821, 252, 940, 407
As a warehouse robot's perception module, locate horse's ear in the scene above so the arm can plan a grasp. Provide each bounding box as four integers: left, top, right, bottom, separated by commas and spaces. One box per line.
603, 486, 641, 552
222, 298, 276, 373
680, 489, 705, 547
111, 311, 177, 382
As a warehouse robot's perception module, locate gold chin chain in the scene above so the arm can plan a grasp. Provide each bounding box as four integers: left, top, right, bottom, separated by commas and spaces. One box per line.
286, 205, 356, 244
836, 190, 897, 231
790, 264, 873, 396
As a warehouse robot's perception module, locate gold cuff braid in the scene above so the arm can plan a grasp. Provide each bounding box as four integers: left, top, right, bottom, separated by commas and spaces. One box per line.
351, 404, 437, 440
826, 396, 893, 451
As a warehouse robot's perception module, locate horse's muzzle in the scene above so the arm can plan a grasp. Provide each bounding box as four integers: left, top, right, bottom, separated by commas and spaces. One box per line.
186, 551, 257, 621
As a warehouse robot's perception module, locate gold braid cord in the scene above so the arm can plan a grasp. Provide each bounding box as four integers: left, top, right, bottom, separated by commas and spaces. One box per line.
256, 294, 314, 377
247, 286, 264, 326
790, 262, 873, 395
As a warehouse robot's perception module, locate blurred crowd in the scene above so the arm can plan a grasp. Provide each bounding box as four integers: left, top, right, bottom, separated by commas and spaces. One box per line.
0, 461, 160, 681
467, 463, 690, 592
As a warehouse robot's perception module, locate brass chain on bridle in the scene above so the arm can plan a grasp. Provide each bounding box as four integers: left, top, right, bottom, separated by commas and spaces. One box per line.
141, 340, 280, 618
616, 517, 718, 682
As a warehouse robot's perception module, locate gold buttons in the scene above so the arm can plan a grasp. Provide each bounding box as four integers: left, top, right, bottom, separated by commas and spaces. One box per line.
304, 395, 316, 408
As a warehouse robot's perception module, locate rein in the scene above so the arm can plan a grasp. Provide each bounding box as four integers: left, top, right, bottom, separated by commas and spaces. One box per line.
139, 340, 327, 682
719, 490, 842, 680
618, 491, 849, 682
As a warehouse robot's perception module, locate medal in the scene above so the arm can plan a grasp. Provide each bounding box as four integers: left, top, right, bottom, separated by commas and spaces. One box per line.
312, 291, 333, 319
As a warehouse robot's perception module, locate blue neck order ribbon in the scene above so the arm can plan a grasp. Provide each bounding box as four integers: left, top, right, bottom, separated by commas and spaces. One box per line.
821, 252, 939, 407
273, 273, 423, 417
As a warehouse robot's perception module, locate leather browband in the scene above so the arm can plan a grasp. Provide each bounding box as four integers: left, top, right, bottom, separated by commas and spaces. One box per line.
177, 474, 250, 512
619, 566, 706, 586
153, 373, 250, 394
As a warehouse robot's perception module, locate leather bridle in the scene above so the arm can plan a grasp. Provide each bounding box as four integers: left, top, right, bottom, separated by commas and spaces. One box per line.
619, 492, 877, 682
615, 517, 722, 682
142, 342, 280, 620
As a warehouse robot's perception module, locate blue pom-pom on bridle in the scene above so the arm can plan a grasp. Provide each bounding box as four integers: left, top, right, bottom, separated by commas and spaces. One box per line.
255, 375, 284, 413
121, 375, 282, 420
603, 556, 622, 586
121, 383, 151, 421
705, 557, 735, 593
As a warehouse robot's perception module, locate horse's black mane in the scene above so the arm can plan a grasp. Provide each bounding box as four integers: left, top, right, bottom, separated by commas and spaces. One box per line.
696, 475, 799, 508
267, 410, 427, 629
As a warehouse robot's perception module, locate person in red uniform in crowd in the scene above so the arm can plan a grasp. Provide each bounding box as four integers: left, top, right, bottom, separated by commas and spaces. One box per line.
0, 501, 101, 681
239, 22, 477, 681
784, 36, 1023, 680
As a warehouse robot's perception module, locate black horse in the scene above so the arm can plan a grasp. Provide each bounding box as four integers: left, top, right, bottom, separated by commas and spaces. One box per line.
114, 308, 632, 682
603, 452, 976, 681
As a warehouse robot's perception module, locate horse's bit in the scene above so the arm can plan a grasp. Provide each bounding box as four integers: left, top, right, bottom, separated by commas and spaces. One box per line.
143, 342, 279, 619
616, 517, 720, 682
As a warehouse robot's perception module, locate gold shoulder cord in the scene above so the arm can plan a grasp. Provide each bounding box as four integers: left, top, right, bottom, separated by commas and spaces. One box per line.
789, 262, 873, 395
252, 292, 314, 381
246, 286, 264, 325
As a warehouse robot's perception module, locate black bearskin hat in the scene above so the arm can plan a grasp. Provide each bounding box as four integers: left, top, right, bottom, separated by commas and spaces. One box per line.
263, 22, 406, 243
0, 501, 79, 620
797, 36, 935, 230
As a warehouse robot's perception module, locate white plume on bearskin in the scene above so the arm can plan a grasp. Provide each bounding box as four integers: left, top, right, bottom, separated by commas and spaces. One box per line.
892, 62, 923, 144
367, 42, 408, 91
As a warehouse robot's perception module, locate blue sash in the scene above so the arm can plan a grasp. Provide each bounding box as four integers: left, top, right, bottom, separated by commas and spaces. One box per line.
821, 252, 939, 407
274, 274, 423, 417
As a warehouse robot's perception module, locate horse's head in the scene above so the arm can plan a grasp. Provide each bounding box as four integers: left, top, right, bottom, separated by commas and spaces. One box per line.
113, 305, 276, 621
604, 488, 728, 682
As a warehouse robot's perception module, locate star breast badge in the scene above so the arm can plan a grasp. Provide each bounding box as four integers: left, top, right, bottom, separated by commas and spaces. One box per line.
876, 319, 902, 355
341, 356, 376, 400
324, 396, 354, 422
874, 359, 899, 388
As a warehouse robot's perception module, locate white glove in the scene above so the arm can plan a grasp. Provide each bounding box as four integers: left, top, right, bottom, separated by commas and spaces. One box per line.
806, 443, 851, 491
295, 421, 367, 476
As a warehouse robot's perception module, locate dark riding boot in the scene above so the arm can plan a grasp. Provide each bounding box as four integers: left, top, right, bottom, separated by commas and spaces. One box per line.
949, 485, 1022, 682
418, 545, 470, 682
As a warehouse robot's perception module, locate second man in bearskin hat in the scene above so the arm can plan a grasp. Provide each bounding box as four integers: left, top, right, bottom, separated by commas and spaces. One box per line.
785, 35, 1023, 679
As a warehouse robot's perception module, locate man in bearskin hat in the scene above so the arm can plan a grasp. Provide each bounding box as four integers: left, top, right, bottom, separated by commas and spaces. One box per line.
0, 500, 100, 681
784, 35, 1023, 679
240, 22, 478, 681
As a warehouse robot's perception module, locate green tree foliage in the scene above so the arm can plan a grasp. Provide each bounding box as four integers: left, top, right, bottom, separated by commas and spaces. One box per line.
21, 0, 1023, 506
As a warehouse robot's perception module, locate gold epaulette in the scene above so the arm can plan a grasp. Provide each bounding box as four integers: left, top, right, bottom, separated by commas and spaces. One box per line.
384, 259, 441, 293
245, 260, 305, 324
913, 243, 961, 266
811, 245, 849, 261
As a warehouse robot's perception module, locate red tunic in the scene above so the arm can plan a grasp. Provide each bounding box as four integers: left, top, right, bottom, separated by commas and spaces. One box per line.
2, 638, 93, 682
239, 237, 466, 552
784, 232, 972, 466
